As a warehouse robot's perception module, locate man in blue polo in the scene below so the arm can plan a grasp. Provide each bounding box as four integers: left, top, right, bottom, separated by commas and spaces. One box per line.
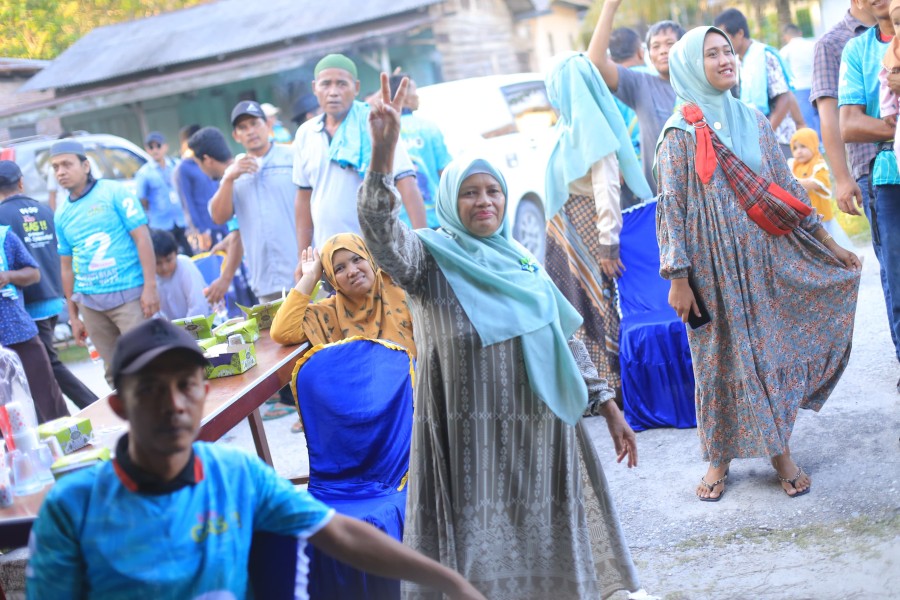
136, 131, 192, 256
839, 0, 900, 389
51, 139, 158, 385
26, 319, 486, 600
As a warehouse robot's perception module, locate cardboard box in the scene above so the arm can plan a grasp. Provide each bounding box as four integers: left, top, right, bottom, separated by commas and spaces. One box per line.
238, 298, 285, 329
204, 342, 258, 379
196, 337, 219, 351
51, 447, 111, 479
38, 416, 93, 454
172, 314, 216, 340
213, 318, 259, 344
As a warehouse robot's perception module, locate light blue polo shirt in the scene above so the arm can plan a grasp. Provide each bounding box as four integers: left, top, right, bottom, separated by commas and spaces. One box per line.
839, 27, 900, 186
136, 157, 187, 229
56, 179, 148, 296
229, 144, 297, 298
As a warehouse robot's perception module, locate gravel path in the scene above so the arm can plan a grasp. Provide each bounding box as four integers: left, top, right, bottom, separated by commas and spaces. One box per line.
585, 242, 900, 600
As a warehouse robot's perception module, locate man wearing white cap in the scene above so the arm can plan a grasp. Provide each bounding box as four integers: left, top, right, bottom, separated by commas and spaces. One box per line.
261, 102, 293, 144
49, 139, 158, 385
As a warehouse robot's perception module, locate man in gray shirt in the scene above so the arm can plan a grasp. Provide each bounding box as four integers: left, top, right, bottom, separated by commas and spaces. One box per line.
588, 0, 683, 194
207, 101, 297, 303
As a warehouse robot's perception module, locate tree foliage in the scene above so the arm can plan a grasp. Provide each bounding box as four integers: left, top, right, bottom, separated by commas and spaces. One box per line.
0, 0, 209, 60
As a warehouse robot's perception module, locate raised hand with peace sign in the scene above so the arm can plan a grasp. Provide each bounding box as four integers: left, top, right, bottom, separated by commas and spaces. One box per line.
368, 72, 408, 174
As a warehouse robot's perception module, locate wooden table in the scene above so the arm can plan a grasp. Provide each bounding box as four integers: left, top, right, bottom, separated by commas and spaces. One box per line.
0, 332, 307, 549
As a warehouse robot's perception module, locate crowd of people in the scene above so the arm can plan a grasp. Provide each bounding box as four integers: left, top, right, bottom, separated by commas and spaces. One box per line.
0, 0, 895, 597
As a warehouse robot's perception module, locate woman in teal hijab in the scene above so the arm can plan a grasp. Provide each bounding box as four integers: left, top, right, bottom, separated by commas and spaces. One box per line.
358, 73, 641, 599
655, 27, 860, 502
542, 52, 653, 409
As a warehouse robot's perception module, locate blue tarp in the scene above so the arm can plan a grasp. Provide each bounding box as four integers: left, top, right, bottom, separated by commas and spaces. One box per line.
618, 201, 697, 431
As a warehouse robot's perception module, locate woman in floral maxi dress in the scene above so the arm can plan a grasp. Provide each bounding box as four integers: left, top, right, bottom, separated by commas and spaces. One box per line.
655, 27, 861, 501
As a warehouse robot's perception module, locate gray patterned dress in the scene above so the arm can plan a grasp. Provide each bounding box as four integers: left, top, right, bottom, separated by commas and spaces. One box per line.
358, 173, 639, 600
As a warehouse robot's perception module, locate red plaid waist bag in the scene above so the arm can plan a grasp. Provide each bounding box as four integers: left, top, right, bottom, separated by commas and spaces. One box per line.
681, 104, 811, 236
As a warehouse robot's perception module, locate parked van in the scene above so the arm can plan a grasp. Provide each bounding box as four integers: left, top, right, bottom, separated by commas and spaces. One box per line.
415, 73, 556, 261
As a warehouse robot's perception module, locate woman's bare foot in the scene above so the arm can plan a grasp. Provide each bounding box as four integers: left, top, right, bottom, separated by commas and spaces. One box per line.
771, 453, 811, 496
696, 462, 729, 501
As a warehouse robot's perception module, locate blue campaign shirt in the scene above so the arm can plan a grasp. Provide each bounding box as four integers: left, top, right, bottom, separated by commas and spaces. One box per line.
56, 179, 149, 296
839, 27, 900, 185
27, 442, 334, 600
0, 227, 39, 345
400, 112, 452, 227
136, 156, 187, 229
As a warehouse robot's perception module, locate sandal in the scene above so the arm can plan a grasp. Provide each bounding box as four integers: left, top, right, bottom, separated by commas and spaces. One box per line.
778, 466, 810, 498
262, 404, 296, 420
291, 419, 304, 434
698, 470, 728, 502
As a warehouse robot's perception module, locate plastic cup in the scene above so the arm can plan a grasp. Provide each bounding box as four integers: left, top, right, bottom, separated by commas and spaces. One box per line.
45, 435, 63, 460
33, 444, 55, 484
12, 428, 39, 452
11, 450, 43, 496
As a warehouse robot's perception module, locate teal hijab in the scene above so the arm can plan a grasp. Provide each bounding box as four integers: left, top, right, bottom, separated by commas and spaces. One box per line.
415, 158, 588, 425
654, 26, 762, 177
545, 52, 651, 218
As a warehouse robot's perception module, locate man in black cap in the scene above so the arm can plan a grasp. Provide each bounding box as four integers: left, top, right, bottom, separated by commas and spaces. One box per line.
136, 131, 192, 256
27, 318, 486, 600
206, 102, 302, 421
0, 160, 97, 408
50, 139, 159, 386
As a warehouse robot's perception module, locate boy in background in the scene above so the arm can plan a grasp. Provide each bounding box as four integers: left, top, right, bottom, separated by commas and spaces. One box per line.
151, 228, 209, 320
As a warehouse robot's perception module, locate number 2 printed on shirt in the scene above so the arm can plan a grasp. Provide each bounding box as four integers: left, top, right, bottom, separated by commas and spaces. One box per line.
84, 232, 117, 271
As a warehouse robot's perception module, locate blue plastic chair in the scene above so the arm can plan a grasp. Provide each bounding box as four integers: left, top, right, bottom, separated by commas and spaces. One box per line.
617, 200, 697, 431
291, 337, 415, 600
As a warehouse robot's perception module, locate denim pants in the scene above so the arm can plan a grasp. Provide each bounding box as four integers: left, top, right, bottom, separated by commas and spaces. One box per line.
870, 180, 900, 361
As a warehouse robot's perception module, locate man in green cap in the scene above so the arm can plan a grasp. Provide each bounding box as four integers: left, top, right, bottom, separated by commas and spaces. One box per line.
292, 54, 425, 272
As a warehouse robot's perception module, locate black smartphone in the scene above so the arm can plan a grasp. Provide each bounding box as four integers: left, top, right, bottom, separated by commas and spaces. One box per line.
687, 277, 712, 329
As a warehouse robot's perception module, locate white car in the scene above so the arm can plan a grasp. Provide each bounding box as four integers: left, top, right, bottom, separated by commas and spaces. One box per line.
415, 73, 556, 261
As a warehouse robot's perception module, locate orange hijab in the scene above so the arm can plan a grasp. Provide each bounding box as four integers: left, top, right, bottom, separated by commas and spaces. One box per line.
885, 0, 900, 71
301, 233, 416, 358
790, 128, 826, 179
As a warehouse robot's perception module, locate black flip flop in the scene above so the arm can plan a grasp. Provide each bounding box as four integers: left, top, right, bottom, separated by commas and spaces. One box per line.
698, 470, 728, 502
779, 466, 810, 498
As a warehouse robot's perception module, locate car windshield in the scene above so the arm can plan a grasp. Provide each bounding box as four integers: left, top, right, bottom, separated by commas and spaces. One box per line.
36, 145, 144, 182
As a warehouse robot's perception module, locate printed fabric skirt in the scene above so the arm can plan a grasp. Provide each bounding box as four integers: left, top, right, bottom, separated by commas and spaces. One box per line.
545, 193, 621, 413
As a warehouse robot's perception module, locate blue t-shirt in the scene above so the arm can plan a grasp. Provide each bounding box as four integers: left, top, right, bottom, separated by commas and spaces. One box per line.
175, 157, 226, 237
27, 442, 334, 600
56, 179, 149, 296
0, 227, 39, 345
400, 112, 451, 227
839, 27, 900, 185
136, 157, 187, 229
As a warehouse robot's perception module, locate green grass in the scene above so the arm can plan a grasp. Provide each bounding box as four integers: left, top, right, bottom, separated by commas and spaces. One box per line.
57, 344, 89, 364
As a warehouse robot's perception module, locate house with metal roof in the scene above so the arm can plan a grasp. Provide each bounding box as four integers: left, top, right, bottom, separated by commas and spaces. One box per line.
0, 0, 590, 149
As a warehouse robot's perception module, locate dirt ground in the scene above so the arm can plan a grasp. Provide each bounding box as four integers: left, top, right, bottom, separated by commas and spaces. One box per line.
585, 242, 900, 600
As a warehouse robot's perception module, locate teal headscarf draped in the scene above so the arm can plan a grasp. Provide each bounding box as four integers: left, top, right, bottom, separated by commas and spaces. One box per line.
330, 100, 372, 175
654, 26, 762, 177
545, 52, 651, 218
415, 158, 589, 425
